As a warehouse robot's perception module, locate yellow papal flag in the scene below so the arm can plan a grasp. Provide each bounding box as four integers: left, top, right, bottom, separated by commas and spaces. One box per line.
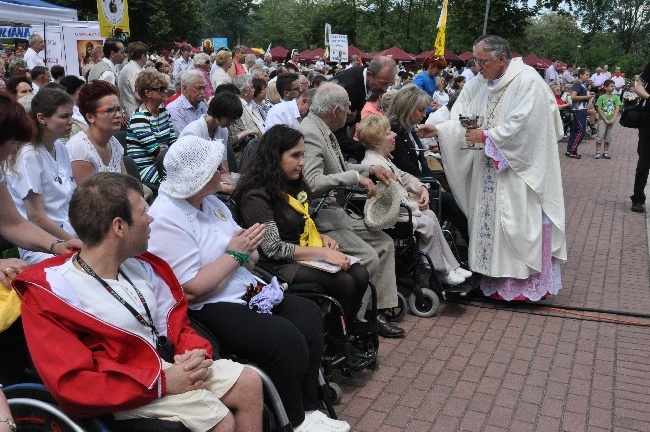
434, 0, 448, 56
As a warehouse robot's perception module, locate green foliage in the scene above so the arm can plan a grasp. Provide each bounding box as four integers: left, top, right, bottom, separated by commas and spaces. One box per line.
47, 0, 205, 49
204, 0, 256, 45
521, 13, 584, 61
447, 0, 535, 53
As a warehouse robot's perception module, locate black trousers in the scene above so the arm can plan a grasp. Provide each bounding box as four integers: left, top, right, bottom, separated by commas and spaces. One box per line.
188, 294, 323, 427
292, 263, 367, 335
632, 128, 650, 204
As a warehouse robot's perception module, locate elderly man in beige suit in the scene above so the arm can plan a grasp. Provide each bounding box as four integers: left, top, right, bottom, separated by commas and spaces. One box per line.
298, 82, 405, 338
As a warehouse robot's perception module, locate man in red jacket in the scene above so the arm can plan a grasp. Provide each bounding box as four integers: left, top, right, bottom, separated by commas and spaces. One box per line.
13, 172, 263, 432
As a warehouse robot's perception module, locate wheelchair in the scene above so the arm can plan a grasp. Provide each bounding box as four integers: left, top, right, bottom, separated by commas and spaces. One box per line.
221, 186, 381, 388
341, 177, 475, 322
2, 318, 295, 432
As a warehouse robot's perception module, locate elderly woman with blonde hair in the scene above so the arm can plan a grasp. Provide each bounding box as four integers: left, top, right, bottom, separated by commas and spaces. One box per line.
358, 114, 471, 286
126, 70, 176, 184
211, 49, 233, 90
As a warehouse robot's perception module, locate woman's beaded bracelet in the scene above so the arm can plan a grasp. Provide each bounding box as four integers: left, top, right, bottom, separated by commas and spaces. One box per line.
225, 249, 250, 266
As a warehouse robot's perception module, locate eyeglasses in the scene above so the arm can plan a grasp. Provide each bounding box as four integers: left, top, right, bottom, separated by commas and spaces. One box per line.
475, 58, 494, 66
288, 86, 300, 92
192, 85, 207, 92
149, 86, 168, 93
94, 106, 124, 116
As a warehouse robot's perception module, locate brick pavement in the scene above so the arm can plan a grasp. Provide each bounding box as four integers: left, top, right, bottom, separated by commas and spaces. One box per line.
334, 124, 650, 431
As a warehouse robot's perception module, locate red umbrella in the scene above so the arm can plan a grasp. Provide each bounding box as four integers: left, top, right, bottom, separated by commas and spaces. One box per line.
458, 51, 474, 61
245, 47, 262, 57
539, 57, 553, 68
522, 55, 545, 69
300, 49, 314, 61
311, 48, 325, 60
348, 45, 365, 60
511, 51, 523, 58
416, 49, 463, 64
376, 46, 415, 62
269, 46, 288, 62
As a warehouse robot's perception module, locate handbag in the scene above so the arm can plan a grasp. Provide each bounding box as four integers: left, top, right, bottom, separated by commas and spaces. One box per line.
620, 99, 646, 129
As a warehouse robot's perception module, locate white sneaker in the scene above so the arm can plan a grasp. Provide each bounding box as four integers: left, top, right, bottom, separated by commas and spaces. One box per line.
439, 270, 465, 286
454, 267, 473, 279
294, 411, 350, 432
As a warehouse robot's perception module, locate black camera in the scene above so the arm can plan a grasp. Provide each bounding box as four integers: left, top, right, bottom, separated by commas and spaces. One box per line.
156, 336, 176, 363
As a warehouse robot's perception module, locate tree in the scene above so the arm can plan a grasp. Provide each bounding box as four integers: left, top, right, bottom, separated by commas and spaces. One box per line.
47, 0, 205, 49
521, 13, 584, 61
203, 0, 256, 45
446, 0, 535, 53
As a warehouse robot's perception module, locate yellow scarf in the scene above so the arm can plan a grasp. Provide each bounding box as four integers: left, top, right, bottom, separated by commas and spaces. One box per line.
285, 192, 323, 247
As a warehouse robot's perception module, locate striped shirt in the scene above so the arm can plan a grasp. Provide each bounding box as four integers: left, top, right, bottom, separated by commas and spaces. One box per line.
126, 107, 176, 184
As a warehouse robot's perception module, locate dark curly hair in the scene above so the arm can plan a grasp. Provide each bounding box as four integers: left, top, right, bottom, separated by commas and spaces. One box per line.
233, 124, 305, 208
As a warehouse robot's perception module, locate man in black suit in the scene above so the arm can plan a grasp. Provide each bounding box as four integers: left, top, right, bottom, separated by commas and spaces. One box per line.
332, 56, 397, 161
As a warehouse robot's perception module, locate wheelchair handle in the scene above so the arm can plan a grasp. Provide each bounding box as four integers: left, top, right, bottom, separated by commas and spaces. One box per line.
312, 186, 368, 217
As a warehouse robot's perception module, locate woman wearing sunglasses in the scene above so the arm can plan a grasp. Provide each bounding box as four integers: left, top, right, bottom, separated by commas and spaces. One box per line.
66, 80, 128, 184
126, 70, 176, 185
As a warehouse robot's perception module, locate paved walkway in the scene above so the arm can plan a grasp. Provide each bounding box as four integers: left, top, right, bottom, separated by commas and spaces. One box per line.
334, 124, 650, 431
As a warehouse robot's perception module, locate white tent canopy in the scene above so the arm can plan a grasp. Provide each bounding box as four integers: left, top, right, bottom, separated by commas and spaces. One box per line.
0, 0, 77, 26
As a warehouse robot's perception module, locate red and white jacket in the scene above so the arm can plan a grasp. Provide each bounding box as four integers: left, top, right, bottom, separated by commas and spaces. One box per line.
12, 251, 212, 418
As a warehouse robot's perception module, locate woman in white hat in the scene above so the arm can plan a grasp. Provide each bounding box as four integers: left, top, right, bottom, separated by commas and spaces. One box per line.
147, 135, 350, 432
358, 114, 471, 286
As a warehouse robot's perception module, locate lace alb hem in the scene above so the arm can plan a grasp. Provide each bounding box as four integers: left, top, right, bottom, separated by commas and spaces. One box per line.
479, 218, 562, 301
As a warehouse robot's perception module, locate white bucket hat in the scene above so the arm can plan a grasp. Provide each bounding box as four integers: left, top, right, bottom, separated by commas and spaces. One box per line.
364, 179, 401, 231
159, 135, 225, 199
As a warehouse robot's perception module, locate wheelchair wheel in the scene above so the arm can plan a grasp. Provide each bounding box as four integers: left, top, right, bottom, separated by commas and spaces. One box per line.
328, 382, 342, 405
408, 288, 439, 317
383, 292, 407, 322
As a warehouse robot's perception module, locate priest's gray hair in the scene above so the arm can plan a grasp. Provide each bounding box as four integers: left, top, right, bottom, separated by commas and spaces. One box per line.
181, 69, 205, 88
310, 83, 348, 117
473, 35, 512, 61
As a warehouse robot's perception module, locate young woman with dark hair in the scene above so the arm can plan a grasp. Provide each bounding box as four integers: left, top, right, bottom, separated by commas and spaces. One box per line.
233, 124, 369, 347
4, 89, 78, 264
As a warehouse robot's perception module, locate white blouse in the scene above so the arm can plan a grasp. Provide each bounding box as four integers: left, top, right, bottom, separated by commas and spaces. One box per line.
148, 191, 253, 310
5, 141, 76, 264
66, 131, 124, 174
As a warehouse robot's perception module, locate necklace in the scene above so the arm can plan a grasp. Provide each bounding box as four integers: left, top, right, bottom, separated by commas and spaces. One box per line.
40, 145, 62, 184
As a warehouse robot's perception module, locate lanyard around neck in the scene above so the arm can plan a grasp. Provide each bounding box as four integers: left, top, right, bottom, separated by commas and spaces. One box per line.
75, 254, 160, 339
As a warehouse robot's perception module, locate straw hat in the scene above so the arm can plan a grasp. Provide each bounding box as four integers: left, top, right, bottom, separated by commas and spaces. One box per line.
160, 135, 225, 199
364, 179, 401, 231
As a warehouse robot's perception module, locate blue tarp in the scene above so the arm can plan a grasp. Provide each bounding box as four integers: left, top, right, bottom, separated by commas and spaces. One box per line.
1, 0, 71, 9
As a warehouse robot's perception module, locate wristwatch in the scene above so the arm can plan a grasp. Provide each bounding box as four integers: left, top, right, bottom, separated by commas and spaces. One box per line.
0, 418, 16, 432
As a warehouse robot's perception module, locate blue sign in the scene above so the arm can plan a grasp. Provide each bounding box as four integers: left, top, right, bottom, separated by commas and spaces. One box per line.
0, 27, 31, 39
212, 38, 228, 50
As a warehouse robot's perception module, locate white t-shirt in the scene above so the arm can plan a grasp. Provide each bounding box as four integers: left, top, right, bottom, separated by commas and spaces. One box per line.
461, 68, 475, 82
54, 257, 173, 347
66, 131, 124, 174
148, 192, 253, 310
178, 116, 228, 162
5, 141, 76, 264
265, 99, 301, 131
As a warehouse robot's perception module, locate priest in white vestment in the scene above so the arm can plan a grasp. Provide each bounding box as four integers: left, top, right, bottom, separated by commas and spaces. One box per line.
416, 35, 567, 301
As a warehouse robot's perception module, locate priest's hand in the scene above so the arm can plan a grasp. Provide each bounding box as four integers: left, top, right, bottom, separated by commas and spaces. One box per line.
465, 128, 484, 147
415, 124, 437, 138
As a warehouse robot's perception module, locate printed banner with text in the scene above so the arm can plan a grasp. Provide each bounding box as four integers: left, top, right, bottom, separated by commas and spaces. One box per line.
328, 34, 348, 63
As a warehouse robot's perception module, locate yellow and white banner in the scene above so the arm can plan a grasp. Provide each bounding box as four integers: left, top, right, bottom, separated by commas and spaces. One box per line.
434, 0, 448, 56
97, 0, 130, 38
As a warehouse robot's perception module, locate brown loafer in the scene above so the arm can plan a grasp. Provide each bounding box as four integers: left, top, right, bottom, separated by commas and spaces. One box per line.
376, 313, 405, 338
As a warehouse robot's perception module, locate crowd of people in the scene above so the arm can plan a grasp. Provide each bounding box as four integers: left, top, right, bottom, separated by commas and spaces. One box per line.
1, 31, 649, 432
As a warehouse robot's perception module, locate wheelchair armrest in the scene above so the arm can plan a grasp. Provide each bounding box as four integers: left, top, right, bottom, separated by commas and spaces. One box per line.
312, 186, 368, 218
